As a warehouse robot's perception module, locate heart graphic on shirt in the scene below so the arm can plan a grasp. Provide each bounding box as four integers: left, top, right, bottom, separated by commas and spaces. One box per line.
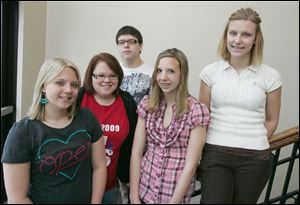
37, 130, 92, 180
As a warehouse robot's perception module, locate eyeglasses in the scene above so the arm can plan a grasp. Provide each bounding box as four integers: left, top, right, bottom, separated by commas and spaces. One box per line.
117, 39, 138, 46
92, 74, 118, 81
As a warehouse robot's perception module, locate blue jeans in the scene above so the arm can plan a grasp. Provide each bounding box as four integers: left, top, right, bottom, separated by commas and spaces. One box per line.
102, 186, 122, 204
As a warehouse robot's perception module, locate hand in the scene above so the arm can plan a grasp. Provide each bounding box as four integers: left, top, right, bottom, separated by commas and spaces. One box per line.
130, 197, 141, 204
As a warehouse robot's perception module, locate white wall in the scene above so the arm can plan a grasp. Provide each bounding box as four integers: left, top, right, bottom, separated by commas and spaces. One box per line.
18, 1, 298, 203
17, 1, 47, 119
44, 1, 299, 133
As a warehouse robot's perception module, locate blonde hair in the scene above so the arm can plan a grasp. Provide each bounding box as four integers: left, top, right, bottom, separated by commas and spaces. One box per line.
148, 48, 189, 117
27, 58, 81, 120
218, 7, 264, 65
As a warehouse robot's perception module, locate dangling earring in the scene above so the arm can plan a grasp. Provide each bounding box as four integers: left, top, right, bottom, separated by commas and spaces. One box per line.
40, 92, 48, 105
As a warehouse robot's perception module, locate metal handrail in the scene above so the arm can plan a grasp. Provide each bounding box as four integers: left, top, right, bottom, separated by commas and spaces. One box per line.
1, 106, 14, 117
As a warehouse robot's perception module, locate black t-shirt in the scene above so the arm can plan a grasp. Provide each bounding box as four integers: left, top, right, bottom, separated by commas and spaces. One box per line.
1, 108, 103, 204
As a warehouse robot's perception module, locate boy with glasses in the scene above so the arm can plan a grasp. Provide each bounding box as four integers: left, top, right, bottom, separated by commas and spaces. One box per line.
115, 25, 153, 204
116, 25, 153, 105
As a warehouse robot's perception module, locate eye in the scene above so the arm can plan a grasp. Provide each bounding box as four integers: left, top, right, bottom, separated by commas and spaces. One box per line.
55, 81, 65, 86
167, 69, 175, 73
71, 82, 79, 88
128, 39, 138, 44
243, 33, 252, 38
228, 31, 237, 36
109, 75, 118, 80
117, 40, 126, 45
157, 68, 162, 73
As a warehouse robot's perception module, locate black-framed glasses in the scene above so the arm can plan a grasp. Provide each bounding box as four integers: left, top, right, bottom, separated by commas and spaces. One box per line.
92, 74, 118, 81
117, 39, 138, 46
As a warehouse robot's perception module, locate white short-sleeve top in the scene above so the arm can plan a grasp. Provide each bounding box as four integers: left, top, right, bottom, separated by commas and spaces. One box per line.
199, 60, 282, 150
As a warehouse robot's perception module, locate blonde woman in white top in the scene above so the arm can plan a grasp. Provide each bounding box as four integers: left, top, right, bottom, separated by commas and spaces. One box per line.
199, 7, 281, 204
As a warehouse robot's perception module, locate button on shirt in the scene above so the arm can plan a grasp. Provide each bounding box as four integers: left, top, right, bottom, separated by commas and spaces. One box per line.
137, 95, 210, 204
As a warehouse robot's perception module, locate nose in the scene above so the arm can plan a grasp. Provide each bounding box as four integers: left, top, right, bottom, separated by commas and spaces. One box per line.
103, 76, 111, 81
123, 41, 130, 47
64, 83, 73, 93
159, 70, 168, 80
234, 34, 242, 43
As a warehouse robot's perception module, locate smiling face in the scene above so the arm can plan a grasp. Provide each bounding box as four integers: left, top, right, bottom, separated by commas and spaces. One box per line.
92, 61, 118, 99
43, 67, 79, 112
156, 57, 181, 97
227, 19, 257, 61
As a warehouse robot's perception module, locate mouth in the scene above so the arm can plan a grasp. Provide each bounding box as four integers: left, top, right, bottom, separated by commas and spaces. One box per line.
59, 96, 73, 103
123, 50, 131, 55
159, 83, 170, 89
231, 45, 245, 50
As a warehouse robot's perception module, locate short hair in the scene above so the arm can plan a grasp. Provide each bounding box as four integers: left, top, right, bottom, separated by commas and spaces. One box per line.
149, 48, 189, 117
83, 53, 124, 96
115, 25, 143, 45
218, 7, 264, 65
27, 58, 81, 120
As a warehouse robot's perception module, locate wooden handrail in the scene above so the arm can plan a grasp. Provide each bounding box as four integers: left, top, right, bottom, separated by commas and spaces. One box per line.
269, 126, 299, 151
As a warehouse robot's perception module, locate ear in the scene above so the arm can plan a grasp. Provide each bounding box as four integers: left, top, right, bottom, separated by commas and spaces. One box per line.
139, 43, 143, 53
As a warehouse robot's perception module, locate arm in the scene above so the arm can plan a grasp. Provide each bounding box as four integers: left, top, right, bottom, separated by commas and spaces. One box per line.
199, 80, 211, 111
130, 117, 146, 204
91, 137, 107, 204
3, 162, 33, 204
169, 125, 206, 204
265, 87, 282, 139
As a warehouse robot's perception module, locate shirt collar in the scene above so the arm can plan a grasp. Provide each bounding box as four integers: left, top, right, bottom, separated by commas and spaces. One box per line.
221, 60, 259, 73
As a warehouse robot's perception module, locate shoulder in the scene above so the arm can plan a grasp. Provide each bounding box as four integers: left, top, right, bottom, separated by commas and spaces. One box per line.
76, 107, 95, 119
187, 96, 207, 111
187, 96, 200, 110
256, 64, 282, 92
200, 60, 227, 77
187, 96, 199, 107
258, 64, 281, 77
137, 95, 149, 110
203, 60, 226, 71
143, 62, 154, 70
120, 90, 134, 100
76, 87, 87, 106
120, 90, 137, 107
12, 117, 37, 131
140, 63, 154, 75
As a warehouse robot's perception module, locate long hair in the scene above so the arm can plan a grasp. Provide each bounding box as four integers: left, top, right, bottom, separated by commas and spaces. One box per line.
218, 7, 264, 65
148, 48, 189, 117
27, 58, 81, 120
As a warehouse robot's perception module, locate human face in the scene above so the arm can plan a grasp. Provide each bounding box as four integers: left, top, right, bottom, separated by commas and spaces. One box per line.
43, 67, 79, 111
117, 34, 142, 61
92, 61, 118, 98
156, 57, 181, 97
227, 20, 256, 60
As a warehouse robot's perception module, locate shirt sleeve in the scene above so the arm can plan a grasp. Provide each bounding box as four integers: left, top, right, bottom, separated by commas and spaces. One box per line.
265, 67, 282, 93
136, 95, 149, 119
199, 65, 213, 87
1, 120, 32, 163
189, 101, 210, 129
